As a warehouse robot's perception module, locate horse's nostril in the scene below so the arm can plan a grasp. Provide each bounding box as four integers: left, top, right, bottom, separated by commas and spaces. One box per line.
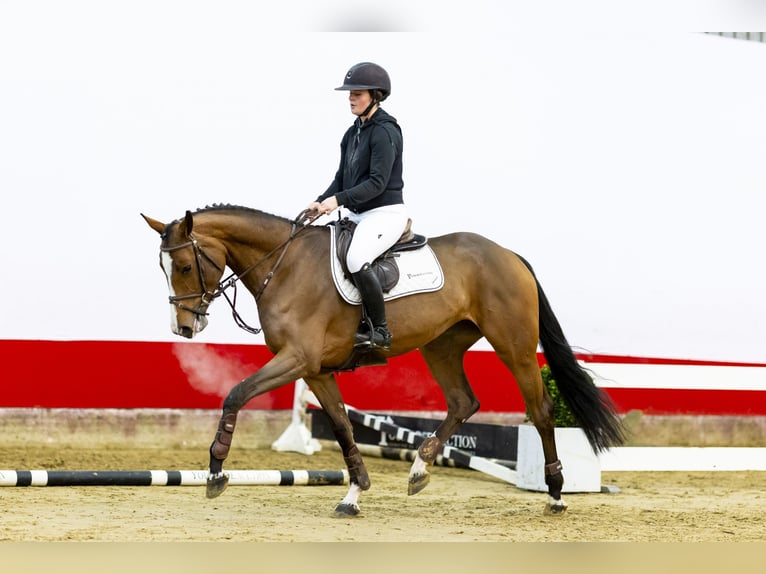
179, 326, 194, 339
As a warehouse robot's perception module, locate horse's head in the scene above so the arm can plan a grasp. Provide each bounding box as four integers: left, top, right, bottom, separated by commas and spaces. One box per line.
142, 210, 226, 339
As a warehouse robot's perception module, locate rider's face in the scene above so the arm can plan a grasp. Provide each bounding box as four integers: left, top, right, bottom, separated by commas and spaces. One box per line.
348, 90, 372, 116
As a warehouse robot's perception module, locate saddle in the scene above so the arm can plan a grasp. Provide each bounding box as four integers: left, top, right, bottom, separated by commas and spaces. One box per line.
332, 217, 427, 291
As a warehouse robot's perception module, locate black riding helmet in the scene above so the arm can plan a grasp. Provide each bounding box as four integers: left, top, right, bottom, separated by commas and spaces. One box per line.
335, 62, 391, 117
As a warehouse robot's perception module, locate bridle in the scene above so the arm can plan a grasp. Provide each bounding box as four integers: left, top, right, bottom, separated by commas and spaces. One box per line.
160, 209, 319, 335
160, 234, 222, 319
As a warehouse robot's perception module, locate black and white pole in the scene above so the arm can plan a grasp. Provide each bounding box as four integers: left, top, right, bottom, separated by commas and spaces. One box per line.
352, 443, 516, 470
0, 469, 348, 487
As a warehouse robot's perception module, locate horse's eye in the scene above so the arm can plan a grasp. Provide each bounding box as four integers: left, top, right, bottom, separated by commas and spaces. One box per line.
181, 264, 192, 274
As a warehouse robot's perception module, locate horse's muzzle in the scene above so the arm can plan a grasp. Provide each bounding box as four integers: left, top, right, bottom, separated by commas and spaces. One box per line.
172, 313, 207, 339
178, 325, 195, 339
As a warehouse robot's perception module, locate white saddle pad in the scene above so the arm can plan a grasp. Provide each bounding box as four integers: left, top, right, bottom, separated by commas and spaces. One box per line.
329, 225, 445, 305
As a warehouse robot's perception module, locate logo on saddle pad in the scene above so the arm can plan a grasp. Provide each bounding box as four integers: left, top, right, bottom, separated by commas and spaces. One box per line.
329, 223, 444, 305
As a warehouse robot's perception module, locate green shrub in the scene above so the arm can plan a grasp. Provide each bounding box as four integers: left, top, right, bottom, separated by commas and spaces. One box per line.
526, 365, 578, 427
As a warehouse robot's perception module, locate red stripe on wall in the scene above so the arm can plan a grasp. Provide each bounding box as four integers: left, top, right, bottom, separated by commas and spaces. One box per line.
577, 353, 766, 368
1, 340, 763, 414
0, 340, 289, 409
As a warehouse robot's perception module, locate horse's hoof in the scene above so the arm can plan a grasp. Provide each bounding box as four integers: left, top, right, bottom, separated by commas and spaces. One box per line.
408, 471, 430, 496
206, 473, 229, 499
334, 502, 360, 517
544, 499, 569, 516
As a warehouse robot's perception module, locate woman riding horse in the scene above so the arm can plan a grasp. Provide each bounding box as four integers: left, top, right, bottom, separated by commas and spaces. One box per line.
307, 62, 408, 351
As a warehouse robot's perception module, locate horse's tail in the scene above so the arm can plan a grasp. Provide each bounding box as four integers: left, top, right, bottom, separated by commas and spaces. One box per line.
517, 255, 626, 453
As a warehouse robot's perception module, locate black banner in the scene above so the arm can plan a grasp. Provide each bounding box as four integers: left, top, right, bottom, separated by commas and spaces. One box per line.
309, 409, 518, 462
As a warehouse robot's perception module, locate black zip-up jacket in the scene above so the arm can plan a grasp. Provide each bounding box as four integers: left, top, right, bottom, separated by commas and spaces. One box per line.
317, 108, 404, 213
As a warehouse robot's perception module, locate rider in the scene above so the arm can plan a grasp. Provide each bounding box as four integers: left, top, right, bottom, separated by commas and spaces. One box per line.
307, 62, 408, 351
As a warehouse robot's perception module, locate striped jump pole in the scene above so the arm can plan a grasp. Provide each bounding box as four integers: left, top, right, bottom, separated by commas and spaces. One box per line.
0, 469, 348, 487
352, 443, 516, 470
302, 390, 518, 486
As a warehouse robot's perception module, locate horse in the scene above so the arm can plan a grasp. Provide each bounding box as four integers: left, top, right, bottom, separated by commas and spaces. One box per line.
142, 205, 625, 516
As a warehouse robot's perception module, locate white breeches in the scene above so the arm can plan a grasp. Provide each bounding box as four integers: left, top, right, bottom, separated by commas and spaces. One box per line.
345, 204, 409, 273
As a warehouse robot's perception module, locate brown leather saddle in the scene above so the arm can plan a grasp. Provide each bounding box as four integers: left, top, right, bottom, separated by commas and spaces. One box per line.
332, 217, 427, 292
326, 217, 428, 372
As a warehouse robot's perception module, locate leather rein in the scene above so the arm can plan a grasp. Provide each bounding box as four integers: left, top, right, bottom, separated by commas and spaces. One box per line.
160, 209, 320, 335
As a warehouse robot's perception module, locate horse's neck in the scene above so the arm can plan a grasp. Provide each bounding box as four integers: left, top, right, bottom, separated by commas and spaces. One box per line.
209, 212, 292, 272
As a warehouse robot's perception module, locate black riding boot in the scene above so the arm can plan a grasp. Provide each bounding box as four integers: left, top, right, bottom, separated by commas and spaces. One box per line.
351, 263, 392, 350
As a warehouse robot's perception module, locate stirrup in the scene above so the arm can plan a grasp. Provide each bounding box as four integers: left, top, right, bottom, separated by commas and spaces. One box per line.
354, 325, 391, 351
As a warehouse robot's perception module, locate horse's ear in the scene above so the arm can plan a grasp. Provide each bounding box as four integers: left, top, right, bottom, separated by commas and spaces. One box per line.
184, 210, 194, 237
141, 213, 166, 236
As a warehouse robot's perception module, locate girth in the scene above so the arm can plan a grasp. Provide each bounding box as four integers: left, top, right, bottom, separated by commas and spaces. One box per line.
333, 217, 427, 293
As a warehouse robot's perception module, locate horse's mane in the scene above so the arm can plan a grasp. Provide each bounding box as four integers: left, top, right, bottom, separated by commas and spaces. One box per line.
178, 203, 294, 225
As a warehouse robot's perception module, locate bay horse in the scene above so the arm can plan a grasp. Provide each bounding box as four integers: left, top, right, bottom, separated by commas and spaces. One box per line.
142, 205, 625, 515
